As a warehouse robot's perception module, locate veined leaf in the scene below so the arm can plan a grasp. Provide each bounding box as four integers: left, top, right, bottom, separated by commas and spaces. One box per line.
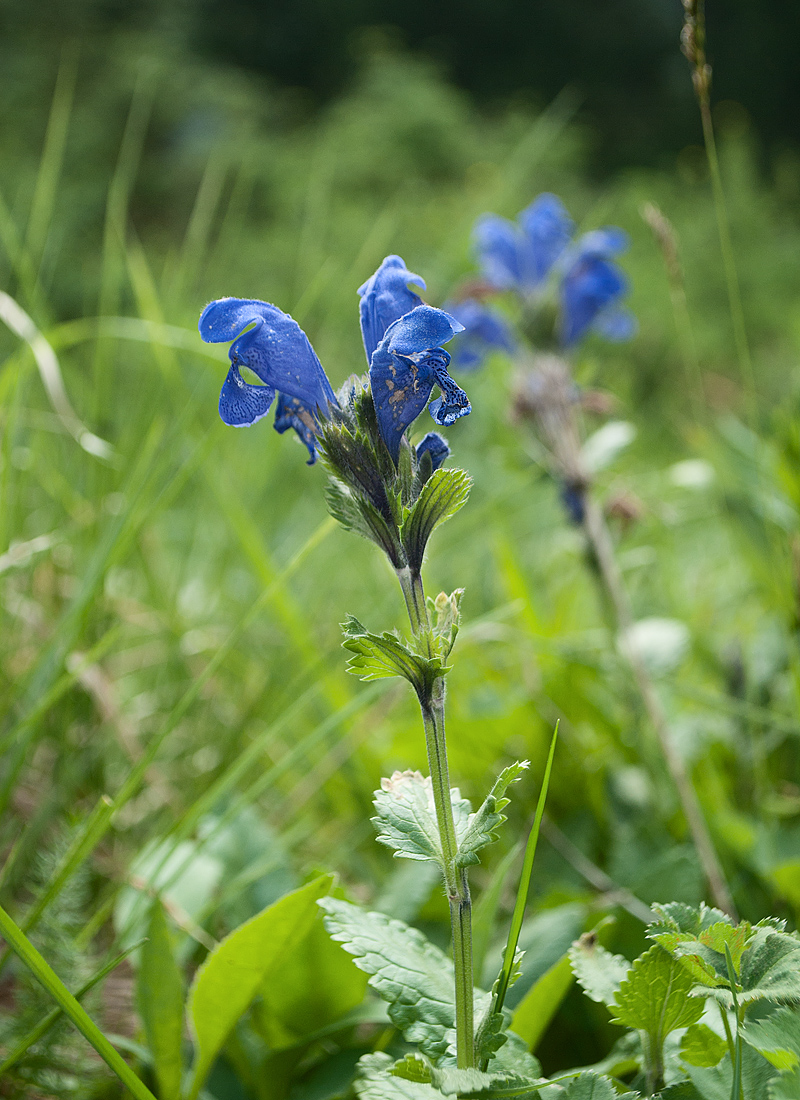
743, 1006, 800, 1070
650, 920, 754, 989
342, 616, 448, 697
610, 945, 704, 1051
390, 1054, 546, 1097
137, 900, 183, 1100
355, 1054, 444, 1098
562, 1074, 619, 1099
372, 769, 472, 865
569, 933, 630, 1007
319, 896, 457, 1059
680, 1023, 728, 1068
455, 761, 530, 868
400, 467, 471, 574
187, 875, 333, 1099
325, 479, 404, 568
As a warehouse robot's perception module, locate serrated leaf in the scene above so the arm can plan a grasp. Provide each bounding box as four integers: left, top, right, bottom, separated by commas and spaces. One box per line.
562, 1073, 618, 1099
686, 1042, 776, 1100
319, 896, 457, 1059
342, 616, 448, 696
649, 903, 732, 939
569, 933, 630, 1008
680, 1023, 727, 1068
431, 1065, 545, 1096
455, 762, 530, 868
325, 479, 404, 567
372, 770, 472, 865
610, 945, 704, 1049
137, 900, 183, 1100
187, 876, 332, 1100
676, 926, 800, 1009
743, 1006, 800, 1070
400, 467, 471, 574
650, 920, 754, 990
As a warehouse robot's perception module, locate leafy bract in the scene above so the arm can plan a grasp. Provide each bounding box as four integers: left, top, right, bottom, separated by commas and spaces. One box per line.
342, 616, 448, 697
400, 467, 471, 574
136, 900, 183, 1100
569, 933, 630, 1007
187, 875, 332, 1099
610, 945, 704, 1047
680, 1023, 727, 1068
372, 769, 472, 865
319, 896, 456, 1059
455, 761, 530, 868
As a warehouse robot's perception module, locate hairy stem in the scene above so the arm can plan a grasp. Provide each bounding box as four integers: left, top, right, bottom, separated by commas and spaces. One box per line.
581, 494, 736, 917
397, 567, 475, 1067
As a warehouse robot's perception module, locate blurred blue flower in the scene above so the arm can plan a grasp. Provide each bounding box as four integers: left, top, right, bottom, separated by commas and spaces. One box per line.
559, 228, 636, 346
199, 297, 336, 463
474, 193, 573, 292
358, 255, 426, 363
445, 297, 515, 370
369, 303, 467, 463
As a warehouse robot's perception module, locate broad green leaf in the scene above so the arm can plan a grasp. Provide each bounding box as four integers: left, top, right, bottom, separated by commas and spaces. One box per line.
680, 926, 800, 1009
680, 1023, 727, 1068
136, 900, 183, 1100
342, 616, 448, 697
390, 1052, 544, 1096
743, 1006, 800, 1070
657, 1085, 704, 1098
569, 934, 630, 1007
649, 903, 733, 939
325, 478, 403, 567
400, 467, 471, 574
455, 761, 530, 868
686, 1043, 776, 1100
562, 1073, 618, 1099
372, 769, 472, 865
610, 945, 704, 1052
319, 896, 456, 1059
511, 952, 573, 1050
356, 1053, 444, 1099
187, 875, 332, 1099
651, 921, 754, 989
770, 1066, 800, 1099
253, 895, 368, 1050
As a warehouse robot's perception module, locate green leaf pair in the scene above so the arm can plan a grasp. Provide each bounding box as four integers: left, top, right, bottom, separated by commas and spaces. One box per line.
342, 615, 451, 698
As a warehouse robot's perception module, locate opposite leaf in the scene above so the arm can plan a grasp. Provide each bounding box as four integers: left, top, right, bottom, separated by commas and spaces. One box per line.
456, 761, 530, 868
342, 616, 448, 698
400, 467, 471, 575
373, 770, 472, 865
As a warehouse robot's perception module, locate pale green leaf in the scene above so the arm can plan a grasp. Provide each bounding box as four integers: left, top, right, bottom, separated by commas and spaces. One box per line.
389, 1052, 544, 1097
562, 1073, 618, 1099
372, 769, 472, 865
319, 896, 456, 1059
770, 1066, 800, 1099
187, 875, 332, 1099
356, 1053, 444, 1099
610, 945, 704, 1046
136, 900, 183, 1100
680, 1023, 727, 1068
400, 467, 471, 574
669, 925, 800, 1009
569, 934, 630, 1007
743, 1006, 800, 1070
342, 616, 448, 696
511, 952, 573, 1050
650, 920, 754, 990
456, 761, 530, 868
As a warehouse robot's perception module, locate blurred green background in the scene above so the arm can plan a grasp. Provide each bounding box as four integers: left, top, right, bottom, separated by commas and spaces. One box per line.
3, 1, 800, 1096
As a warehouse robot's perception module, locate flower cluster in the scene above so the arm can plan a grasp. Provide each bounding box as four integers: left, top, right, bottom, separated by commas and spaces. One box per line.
447, 192, 635, 367
199, 255, 470, 466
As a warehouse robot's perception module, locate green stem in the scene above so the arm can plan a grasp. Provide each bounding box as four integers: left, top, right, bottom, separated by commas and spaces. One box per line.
0, 903, 157, 1100
397, 567, 475, 1068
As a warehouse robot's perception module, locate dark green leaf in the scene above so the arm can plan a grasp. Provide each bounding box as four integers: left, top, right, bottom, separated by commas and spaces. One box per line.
372, 769, 472, 865
400, 467, 471, 574
456, 761, 530, 868
325, 479, 404, 567
686, 1043, 776, 1100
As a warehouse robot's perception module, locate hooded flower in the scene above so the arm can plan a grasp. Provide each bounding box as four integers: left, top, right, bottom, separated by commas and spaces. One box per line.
444, 297, 515, 370
559, 228, 637, 346
198, 297, 336, 463
474, 193, 574, 293
358, 255, 426, 364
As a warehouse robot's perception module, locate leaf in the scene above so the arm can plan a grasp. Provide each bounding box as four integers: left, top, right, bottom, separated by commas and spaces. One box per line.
319, 896, 456, 1059
680, 1023, 728, 1068
743, 1006, 800, 1070
770, 1066, 800, 1099
456, 761, 530, 868
356, 1053, 444, 1099
562, 1074, 618, 1099
325, 479, 404, 568
511, 952, 573, 1050
390, 1055, 545, 1097
137, 900, 184, 1100
186, 875, 332, 1099
610, 945, 704, 1050
372, 769, 472, 865
342, 616, 448, 698
253, 894, 368, 1050
650, 920, 754, 989
686, 1043, 776, 1100
569, 933, 630, 1007
676, 926, 800, 1009
400, 467, 471, 574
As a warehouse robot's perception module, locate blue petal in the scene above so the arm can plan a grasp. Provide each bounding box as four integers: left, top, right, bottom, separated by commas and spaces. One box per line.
560, 258, 629, 346
415, 432, 450, 472
445, 297, 515, 370
427, 351, 471, 426
593, 305, 638, 342
383, 304, 464, 356
473, 214, 522, 290
517, 193, 573, 286
572, 226, 629, 260
200, 297, 335, 413
358, 255, 426, 364
273, 392, 319, 464
219, 363, 276, 426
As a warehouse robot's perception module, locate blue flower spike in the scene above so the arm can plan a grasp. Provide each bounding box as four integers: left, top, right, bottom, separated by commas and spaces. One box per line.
474, 193, 573, 293
199, 297, 336, 462
369, 304, 468, 463
358, 255, 426, 364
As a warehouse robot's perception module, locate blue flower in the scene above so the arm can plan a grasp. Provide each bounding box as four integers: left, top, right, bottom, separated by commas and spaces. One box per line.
199, 297, 336, 463
444, 297, 515, 370
560, 228, 637, 347
474, 193, 573, 292
369, 304, 467, 463
415, 431, 450, 472
358, 255, 426, 364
